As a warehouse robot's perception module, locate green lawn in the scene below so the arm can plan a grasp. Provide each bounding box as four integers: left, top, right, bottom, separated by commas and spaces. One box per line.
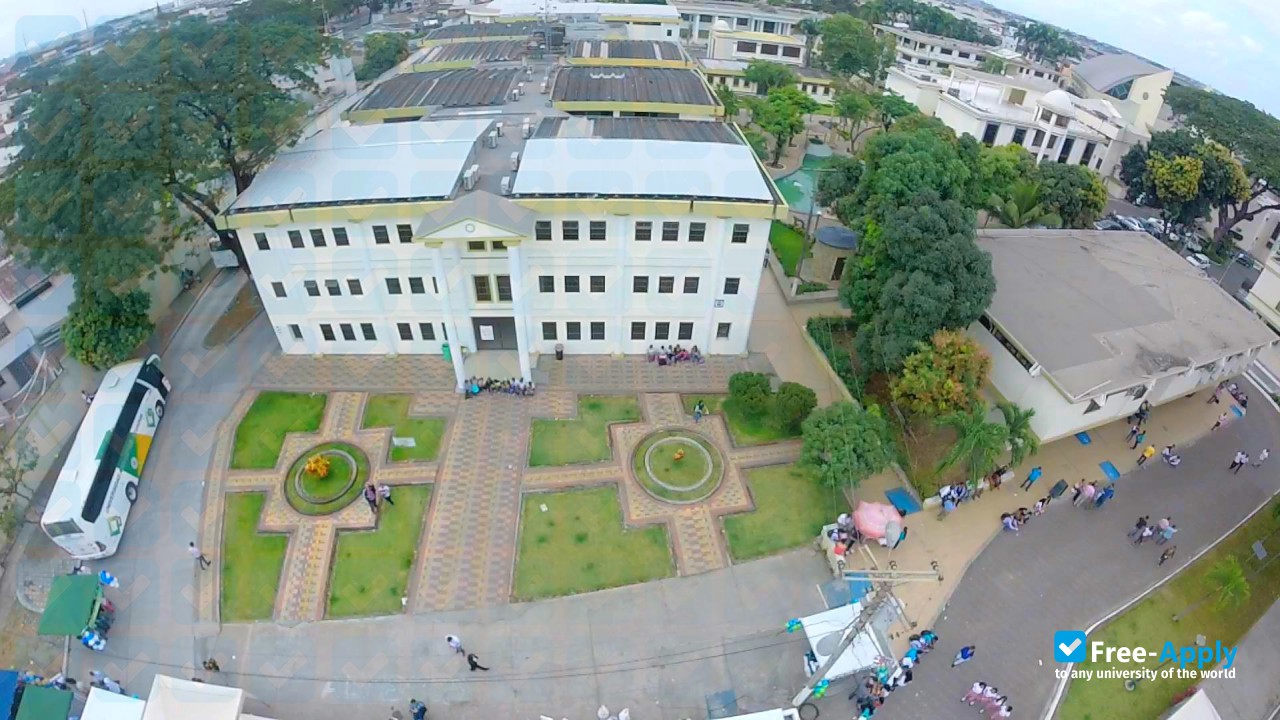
682, 395, 799, 446
631, 430, 723, 503
328, 485, 433, 618
514, 487, 673, 600
283, 442, 370, 516
231, 392, 327, 469
528, 395, 640, 466
1059, 501, 1280, 720
361, 394, 446, 462
724, 464, 844, 561
220, 493, 288, 622
770, 220, 805, 277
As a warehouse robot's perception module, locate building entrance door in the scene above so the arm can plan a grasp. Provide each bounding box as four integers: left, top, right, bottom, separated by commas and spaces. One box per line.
472, 317, 519, 350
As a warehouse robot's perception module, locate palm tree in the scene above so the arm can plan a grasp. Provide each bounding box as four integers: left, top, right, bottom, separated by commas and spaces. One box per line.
989, 180, 1063, 229
935, 405, 1008, 485
1207, 556, 1251, 609
998, 402, 1039, 467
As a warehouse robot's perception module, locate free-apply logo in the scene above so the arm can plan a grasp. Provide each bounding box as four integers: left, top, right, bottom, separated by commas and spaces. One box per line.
1054, 630, 1088, 662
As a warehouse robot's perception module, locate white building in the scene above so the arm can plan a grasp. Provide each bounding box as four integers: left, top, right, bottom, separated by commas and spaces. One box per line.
456, 0, 683, 41
971, 229, 1275, 443
885, 67, 1146, 180
1201, 190, 1280, 263
874, 24, 1059, 83
672, 0, 821, 44
219, 63, 785, 388
0, 259, 72, 418
707, 25, 808, 66
1067, 53, 1172, 133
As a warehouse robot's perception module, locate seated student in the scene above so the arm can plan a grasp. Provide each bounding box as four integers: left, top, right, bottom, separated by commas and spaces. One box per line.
1167, 454, 1181, 467
690, 345, 704, 363
1001, 513, 1018, 532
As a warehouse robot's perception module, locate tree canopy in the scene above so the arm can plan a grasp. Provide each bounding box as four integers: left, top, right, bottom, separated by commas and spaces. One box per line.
744, 60, 796, 95
800, 402, 894, 490
752, 86, 818, 166
988, 180, 1062, 229
1035, 162, 1107, 228
1014, 21, 1082, 63
853, 0, 999, 45
62, 290, 154, 369
358, 32, 410, 81
816, 14, 895, 83
890, 330, 990, 417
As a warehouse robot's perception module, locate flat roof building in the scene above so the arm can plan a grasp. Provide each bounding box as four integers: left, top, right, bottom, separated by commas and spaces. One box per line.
971, 229, 1275, 442
699, 57, 834, 105
672, 0, 822, 45
551, 66, 720, 118
344, 69, 521, 123
568, 40, 690, 68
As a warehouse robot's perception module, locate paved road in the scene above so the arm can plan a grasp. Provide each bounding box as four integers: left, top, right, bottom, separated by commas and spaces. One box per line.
1202, 598, 1280, 720
846, 384, 1280, 720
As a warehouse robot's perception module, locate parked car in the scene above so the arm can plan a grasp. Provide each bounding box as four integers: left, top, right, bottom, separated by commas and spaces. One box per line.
1094, 219, 1125, 231
1234, 252, 1263, 270
1142, 217, 1166, 235
1185, 253, 1213, 271
1182, 236, 1204, 253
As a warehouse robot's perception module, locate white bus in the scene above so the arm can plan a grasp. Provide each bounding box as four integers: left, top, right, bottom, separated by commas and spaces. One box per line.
41, 355, 171, 559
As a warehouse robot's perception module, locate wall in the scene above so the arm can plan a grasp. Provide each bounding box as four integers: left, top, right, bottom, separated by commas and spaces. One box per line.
705, 71, 833, 105
1246, 262, 1280, 333
884, 71, 940, 115
1126, 70, 1173, 132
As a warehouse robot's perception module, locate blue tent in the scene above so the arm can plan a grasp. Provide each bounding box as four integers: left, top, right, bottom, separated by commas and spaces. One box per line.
0, 670, 19, 720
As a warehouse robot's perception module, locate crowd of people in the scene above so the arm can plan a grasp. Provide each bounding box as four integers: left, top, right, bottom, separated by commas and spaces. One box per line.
463, 377, 536, 398
961, 681, 1014, 718
847, 631, 940, 717
646, 344, 705, 366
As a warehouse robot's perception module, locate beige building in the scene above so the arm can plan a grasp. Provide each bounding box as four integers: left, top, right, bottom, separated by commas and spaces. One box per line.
1067, 53, 1172, 133
708, 27, 808, 66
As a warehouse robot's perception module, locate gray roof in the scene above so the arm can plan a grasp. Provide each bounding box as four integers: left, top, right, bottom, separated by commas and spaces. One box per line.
815, 225, 858, 250
1072, 54, 1166, 93
417, 40, 528, 64
978, 229, 1276, 401
426, 22, 537, 40
416, 190, 536, 238
534, 116, 742, 144
551, 67, 716, 105
352, 69, 519, 112
569, 39, 685, 61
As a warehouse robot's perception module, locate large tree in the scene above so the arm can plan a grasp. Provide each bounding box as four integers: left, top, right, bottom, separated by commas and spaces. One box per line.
890, 330, 990, 418
976, 144, 1036, 203
1035, 162, 1107, 228
1014, 21, 1081, 63
856, 0, 999, 45
817, 14, 894, 83
800, 402, 894, 490
752, 86, 817, 166
988, 180, 1062, 229
744, 60, 796, 96
1120, 129, 1248, 234
358, 32, 410, 81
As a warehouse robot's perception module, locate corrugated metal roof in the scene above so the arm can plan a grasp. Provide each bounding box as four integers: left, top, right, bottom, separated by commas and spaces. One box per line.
419, 40, 528, 64
426, 22, 538, 40
570, 39, 685, 61
352, 69, 519, 112
534, 116, 742, 144
552, 66, 715, 105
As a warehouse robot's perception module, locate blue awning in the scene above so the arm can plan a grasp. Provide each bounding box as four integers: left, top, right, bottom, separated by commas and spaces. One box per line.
0, 669, 20, 720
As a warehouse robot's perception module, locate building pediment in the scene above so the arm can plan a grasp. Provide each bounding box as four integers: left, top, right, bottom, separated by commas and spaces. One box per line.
416, 190, 537, 241
420, 218, 527, 241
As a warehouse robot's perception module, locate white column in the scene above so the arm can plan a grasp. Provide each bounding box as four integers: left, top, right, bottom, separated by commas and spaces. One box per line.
613, 216, 627, 355
507, 243, 534, 380
432, 245, 467, 390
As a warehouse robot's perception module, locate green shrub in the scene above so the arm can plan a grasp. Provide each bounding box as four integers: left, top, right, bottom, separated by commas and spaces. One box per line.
728, 372, 773, 416
772, 382, 817, 433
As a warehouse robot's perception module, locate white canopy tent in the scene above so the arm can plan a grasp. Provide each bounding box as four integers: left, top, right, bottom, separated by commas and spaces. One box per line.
801, 601, 891, 681
1165, 690, 1223, 720
82, 687, 146, 720
140, 676, 243, 720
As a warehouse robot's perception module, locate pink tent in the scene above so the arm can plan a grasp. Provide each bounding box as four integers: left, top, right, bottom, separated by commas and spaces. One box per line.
853, 501, 904, 540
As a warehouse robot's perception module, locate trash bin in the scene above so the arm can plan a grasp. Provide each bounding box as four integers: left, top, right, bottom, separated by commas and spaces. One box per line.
555, 343, 564, 360
442, 343, 451, 362
1049, 479, 1068, 499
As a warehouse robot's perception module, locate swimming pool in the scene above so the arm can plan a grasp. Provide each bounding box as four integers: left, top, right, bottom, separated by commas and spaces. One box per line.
776, 145, 834, 211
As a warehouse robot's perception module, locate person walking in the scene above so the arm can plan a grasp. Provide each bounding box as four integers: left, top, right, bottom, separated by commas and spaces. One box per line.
1127, 516, 1150, 541
1137, 444, 1156, 467
962, 681, 988, 704
1230, 451, 1249, 474
378, 484, 395, 506
1129, 428, 1147, 450
1134, 525, 1154, 545
446, 635, 465, 655
1069, 480, 1084, 505
991, 705, 1013, 719
1254, 448, 1270, 468
1159, 546, 1177, 566
188, 542, 211, 570
1020, 465, 1043, 491
1156, 524, 1178, 545
364, 483, 379, 513
1094, 484, 1115, 509
202, 658, 221, 673
952, 645, 977, 667
1076, 481, 1097, 507
81, 390, 95, 405
1212, 412, 1230, 431
1124, 423, 1140, 444
466, 653, 489, 672
408, 699, 427, 720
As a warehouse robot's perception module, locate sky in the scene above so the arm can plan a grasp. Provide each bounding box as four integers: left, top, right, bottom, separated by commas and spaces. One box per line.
988, 0, 1280, 116
0, 0, 161, 59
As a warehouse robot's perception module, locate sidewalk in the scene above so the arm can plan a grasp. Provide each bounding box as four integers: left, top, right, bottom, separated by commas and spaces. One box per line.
749, 266, 849, 407
841, 384, 1246, 654
1200, 597, 1280, 720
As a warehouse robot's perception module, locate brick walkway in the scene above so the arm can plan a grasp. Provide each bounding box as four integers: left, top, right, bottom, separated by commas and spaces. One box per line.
538, 355, 752, 391
257, 355, 458, 391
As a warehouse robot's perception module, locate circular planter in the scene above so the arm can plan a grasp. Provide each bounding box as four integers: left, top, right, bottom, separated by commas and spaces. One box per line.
631, 429, 725, 505
284, 442, 370, 516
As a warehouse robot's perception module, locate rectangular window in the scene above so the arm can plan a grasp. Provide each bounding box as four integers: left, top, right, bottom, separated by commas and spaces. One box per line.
496, 275, 512, 302
678, 322, 693, 340
635, 221, 652, 241
386, 278, 403, 295
332, 227, 349, 246
340, 323, 355, 341
310, 229, 326, 247
398, 323, 412, 340
347, 279, 363, 295
565, 276, 580, 293
589, 221, 607, 241
683, 277, 700, 294
1080, 141, 1097, 166
566, 322, 581, 340
409, 277, 426, 294
473, 275, 492, 302
760, 43, 778, 55
633, 276, 649, 293
254, 232, 269, 250
1047, 134, 1058, 149
1031, 129, 1045, 147
419, 323, 436, 340
539, 275, 555, 293
716, 322, 731, 339
373, 225, 390, 244
289, 230, 304, 248
736, 40, 757, 53
782, 46, 801, 58
324, 279, 341, 296
630, 322, 646, 340
661, 221, 679, 242
396, 224, 413, 244
491, 241, 506, 251
562, 221, 579, 241
590, 275, 605, 293
535, 220, 552, 241
542, 322, 557, 341
361, 323, 376, 341
271, 281, 286, 298
731, 223, 749, 243
320, 323, 335, 341
654, 321, 670, 340
304, 280, 320, 297
1012, 127, 1027, 145
724, 277, 740, 295
467, 240, 486, 251
688, 222, 706, 242
658, 276, 674, 294
289, 324, 302, 340
590, 322, 605, 340
981, 122, 1000, 146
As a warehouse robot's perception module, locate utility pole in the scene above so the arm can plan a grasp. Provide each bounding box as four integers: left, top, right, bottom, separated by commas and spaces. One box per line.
791, 584, 893, 707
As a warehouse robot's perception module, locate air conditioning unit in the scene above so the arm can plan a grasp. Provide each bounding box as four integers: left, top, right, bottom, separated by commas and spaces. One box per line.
541, 81, 549, 94
500, 176, 511, 195
495, 122, 504, 136
510, 151, 520, 170
486, 130, 498, 148
462, 165, 478, 190
522, 118, 532, 138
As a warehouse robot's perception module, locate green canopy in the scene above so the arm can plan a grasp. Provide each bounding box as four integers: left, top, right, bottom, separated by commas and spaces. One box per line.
38, 574, 100, 636
15, 684, 73, 720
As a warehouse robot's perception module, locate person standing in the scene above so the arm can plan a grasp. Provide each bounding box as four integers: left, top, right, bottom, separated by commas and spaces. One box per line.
446, 635, 465, 655
1127, 516, 1150, 541
1076, 481, 1097, 507
1130, 428, 1147, 450
1137, 444, 1156, 467
1069, 480, 1083, 505
1230, 451, 1249, 474
1094, 484, 1115, 509
1212, 412, 1230, 431
1020, 466, 1043, 491
466, 653, 489, 672
364, 483, 379, 513
1156, 525, 1178, 545
1124, 423, 1140, 444
408, 699, 427, 720
1159, 546, 1177, 566
1134, 525, 1154, 545
1254, 448, 1270, 468
952, 645, 976, 667
202, 658, 221, 673
962, 681, 988, 704
378, 484, 395, 506
81, 390, 95, 405
188, 541, 211, 570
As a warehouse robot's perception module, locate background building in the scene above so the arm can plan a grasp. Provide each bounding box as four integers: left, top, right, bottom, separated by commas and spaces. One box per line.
1067, 53, 1173, 133
672, 0, 821, 45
